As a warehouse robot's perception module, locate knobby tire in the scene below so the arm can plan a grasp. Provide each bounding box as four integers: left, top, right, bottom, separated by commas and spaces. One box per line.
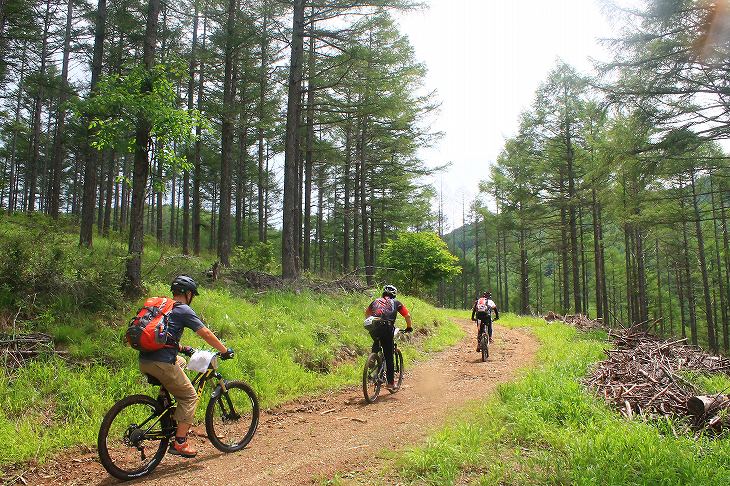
363, 353, 382, 403
205, 380, 260, 453
98, 394, 169, 481
389, 348, 404, 393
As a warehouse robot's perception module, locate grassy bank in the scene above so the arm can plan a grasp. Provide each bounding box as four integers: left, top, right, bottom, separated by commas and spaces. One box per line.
352, 314, 730, 485
0, 288, 462, 468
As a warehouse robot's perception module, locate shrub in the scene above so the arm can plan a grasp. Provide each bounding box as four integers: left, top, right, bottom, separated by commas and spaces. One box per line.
231, 242, 275, 272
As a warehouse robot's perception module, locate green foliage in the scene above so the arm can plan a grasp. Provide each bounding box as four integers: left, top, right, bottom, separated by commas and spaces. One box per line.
82, 62, 205, 170
0, 215, 122, 315
0, 213, 213, 325
378, 232, 461, 295
231, 242, 275, 272
375, 316, 730, 485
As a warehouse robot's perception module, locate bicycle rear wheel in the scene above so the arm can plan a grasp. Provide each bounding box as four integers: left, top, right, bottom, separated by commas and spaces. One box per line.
362, 353, 382, 403
98, 394, 170, 481
481, 335, 489, 362
205, 381, 260, 452
389, 348, 404, 393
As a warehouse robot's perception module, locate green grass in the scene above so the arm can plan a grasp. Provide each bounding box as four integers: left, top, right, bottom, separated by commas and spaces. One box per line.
0, 286, 462, 469
358, 314, 730, 485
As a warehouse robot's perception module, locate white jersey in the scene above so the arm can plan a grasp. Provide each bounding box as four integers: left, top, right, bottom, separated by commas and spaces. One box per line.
487, 299, 496, 317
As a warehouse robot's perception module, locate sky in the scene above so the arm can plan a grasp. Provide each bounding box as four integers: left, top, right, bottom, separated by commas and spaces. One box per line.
393, 0, 617, 231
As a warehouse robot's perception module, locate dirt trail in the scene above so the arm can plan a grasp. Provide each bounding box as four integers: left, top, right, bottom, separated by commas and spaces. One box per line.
24, 320, 538, 485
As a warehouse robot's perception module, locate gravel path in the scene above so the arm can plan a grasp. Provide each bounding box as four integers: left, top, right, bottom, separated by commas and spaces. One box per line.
21, 320, 538, 485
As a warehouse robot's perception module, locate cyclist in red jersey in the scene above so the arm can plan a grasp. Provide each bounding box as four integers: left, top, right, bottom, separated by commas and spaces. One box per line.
471, 291, 499, 352
364, 285, 413, 390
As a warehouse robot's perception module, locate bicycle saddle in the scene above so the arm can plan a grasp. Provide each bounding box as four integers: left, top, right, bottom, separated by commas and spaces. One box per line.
145, 374, 162, 386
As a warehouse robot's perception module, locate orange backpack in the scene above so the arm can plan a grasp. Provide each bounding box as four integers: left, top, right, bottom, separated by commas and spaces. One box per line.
126, 297, 178, 352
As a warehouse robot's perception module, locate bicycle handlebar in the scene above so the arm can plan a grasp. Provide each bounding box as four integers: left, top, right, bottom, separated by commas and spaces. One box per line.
180, 347, 235, 359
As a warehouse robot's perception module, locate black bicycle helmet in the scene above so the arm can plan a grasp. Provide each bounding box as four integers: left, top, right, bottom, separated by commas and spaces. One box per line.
171, 275, 199, 296
483, 291, 491, 298
383, 284, 397, 298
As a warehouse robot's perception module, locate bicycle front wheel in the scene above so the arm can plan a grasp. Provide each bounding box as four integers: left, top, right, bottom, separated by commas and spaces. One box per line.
389, 348, 404, 393
97, 394, 170, 481
362, 353, 382, 403
205, 381, 260, 452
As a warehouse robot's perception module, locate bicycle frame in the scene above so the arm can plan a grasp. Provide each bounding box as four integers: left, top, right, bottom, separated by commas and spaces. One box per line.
133, 367, 226, 442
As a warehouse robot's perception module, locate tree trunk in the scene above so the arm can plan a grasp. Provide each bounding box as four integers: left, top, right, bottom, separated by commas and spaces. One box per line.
316, 161, 325, 273
677, 268, 687, 339
474, 211, 481, 293
235, 122, 248, 247
656, 238, 664, 334
353, 145, 360, 270
256, 3, 268, 243
6, 41, 27, 213
192, 15, 206, 256
680, 181, 698, 345
112, 161, 120, 231
155, 155, 163, 242
579, 206, 589, 315
719, 181, 730, 352
592, 187, 603, 319
217, 0, 238, 267
359, 122, 371, 285
560, 205, 570, 313
120, 154, 129, 229
303, 31, 315, 271
520, 225, 529, 314
80, 0, 107, 246
169, 169, 176, 243
666, 256, 675, 336
103, 152, 114, 236
343, 115, 352, 271
635, 225, 649, 324
182, 1, 197, 254
281, 0, 305, 279
49, 0, 73, 218
710, 176, 728, 351
26, 0, 52, 212
502, 231, 509, 312
690, 171, 717, 352
123, 0, 161, 296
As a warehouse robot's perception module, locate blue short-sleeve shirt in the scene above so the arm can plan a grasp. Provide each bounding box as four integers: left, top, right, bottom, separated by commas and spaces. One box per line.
139, 303, 205, 364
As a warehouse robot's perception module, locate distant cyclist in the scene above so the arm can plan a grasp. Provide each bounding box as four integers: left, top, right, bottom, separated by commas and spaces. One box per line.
364, 285, 413, 391
138, 275, 233, 458
471, 291, 499, 351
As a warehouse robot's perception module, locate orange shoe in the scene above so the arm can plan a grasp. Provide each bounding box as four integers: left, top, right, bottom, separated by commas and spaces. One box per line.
169, 439, 197, 458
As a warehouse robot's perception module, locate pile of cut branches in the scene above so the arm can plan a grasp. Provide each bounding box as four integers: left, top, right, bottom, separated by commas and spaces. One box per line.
544, 312, 605, 332
227, 270, 368, 294
306, 275, 369, 294
228, 269, 284, 290
584, 322, 730, 431
1, 332, 57, 370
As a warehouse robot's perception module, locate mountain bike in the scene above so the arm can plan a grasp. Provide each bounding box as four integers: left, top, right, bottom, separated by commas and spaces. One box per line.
97, 350, 259, 480
479, 330, 489, 362
362, 326, 404, 403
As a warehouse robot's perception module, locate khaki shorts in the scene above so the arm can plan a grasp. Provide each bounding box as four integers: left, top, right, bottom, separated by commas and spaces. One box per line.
139, 356, 198, 424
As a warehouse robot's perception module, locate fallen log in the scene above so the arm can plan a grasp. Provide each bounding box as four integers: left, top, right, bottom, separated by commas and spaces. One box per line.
687, 395, 730, 418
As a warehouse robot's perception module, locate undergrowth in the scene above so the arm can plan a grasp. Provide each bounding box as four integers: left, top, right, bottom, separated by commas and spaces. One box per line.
357, 314, 730, 485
